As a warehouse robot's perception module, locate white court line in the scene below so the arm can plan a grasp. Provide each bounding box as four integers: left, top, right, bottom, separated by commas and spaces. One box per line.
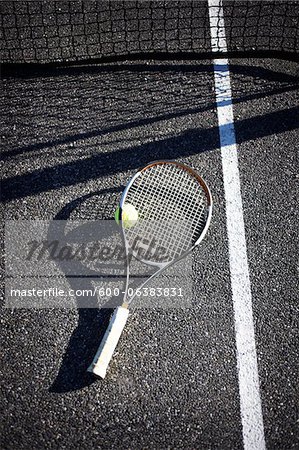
208, 1, 266, 449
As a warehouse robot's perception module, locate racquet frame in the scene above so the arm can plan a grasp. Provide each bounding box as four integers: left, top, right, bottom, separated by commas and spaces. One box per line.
88, 160, 212, 378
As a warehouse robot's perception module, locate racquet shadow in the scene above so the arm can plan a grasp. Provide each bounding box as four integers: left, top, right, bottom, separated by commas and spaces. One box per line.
49, 187, 127, 393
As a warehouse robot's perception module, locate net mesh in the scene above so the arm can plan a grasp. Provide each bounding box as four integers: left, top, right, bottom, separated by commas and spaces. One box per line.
0, 1, 298, 64
123, 163, 209, 263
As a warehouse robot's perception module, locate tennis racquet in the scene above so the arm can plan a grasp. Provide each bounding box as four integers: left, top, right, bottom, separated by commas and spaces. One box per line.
87, 160, 212, 378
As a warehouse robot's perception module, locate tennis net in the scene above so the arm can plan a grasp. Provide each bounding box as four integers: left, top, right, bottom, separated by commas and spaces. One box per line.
1, 1, 298, 64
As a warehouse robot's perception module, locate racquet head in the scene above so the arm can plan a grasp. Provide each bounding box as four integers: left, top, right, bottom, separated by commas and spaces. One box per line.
119, 161, 212, 266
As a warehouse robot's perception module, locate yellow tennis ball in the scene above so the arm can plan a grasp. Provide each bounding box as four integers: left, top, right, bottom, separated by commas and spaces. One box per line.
122, 203, 139, 229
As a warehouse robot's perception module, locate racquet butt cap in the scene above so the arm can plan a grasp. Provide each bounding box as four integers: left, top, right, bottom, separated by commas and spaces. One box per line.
88, 363, 107, 379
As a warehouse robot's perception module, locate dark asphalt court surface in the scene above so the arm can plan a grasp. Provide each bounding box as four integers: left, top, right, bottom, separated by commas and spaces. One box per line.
1, 56, 298, 449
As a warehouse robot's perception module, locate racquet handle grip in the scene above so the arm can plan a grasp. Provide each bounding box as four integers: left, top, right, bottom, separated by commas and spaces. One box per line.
87, 306, 129, 379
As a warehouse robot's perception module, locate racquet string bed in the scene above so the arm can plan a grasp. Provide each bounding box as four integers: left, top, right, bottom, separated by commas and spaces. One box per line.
124, 163, 208, 261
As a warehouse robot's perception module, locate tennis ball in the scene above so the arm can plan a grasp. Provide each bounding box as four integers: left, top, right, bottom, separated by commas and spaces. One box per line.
120, 203, 139, 229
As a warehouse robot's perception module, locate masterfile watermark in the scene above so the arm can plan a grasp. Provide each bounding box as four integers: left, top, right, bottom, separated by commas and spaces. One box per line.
5, 220, 193, 308
25, 236, 170, 264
